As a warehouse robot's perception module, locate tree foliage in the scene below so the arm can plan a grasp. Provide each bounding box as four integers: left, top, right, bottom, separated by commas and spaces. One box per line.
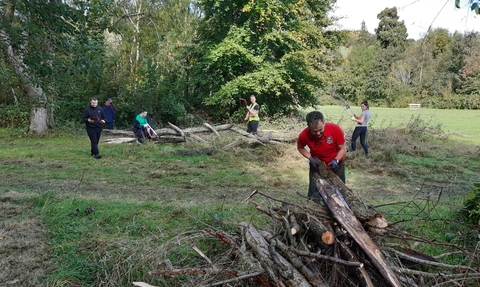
189, 0, 342, 120
374, 7, 407, 50
3, 0, 480, 132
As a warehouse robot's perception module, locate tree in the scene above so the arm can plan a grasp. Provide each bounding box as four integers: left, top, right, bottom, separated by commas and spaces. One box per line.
0, 0, 51, 133
374, 7, 407, 51
361, 7, 408, 103
455, 32, 480, 97
189, 0, 342, 119
95, 0, 201, 126
0, 0, 108, 134
336, 40, 377, 103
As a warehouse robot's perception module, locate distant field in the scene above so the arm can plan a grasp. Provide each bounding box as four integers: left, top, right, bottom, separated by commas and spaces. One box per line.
314, 105, 480, 146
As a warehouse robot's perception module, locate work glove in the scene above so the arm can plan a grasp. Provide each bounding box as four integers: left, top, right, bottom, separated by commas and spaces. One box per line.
101, 120, 105, 124
308, 157, 319, 169
351, 116, 356, 121
88, 118, 94, 123
328, 159, 339, 172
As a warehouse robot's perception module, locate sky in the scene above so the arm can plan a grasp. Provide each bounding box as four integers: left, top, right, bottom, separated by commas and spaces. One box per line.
332, 0, 480, 40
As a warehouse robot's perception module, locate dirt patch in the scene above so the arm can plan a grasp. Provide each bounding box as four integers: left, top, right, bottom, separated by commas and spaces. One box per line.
0, 190, 52, 287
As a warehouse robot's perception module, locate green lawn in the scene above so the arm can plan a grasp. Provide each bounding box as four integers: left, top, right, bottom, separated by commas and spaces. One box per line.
313, 105, 480, 145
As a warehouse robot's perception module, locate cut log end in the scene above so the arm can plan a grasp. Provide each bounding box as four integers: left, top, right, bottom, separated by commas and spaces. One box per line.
322, 230, 335, 245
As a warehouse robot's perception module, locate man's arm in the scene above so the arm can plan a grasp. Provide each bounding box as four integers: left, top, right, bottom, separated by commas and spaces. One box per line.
247, 106, 258, 116
335, 144, 347, 162
297, 146, 311, 159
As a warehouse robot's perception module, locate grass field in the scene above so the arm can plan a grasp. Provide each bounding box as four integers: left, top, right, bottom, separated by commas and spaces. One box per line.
313, 105, 480, 145
1, 107, 479, 286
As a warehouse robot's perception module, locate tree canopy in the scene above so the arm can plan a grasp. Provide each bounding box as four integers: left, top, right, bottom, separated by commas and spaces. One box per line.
1, 0, 480, 133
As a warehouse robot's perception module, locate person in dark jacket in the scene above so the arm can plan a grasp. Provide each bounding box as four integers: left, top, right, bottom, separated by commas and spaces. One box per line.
82, 97, 106, 159
133, 109, 152, 144
103, 98, 116, 130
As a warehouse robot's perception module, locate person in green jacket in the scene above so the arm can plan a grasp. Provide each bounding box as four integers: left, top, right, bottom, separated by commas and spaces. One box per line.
133, 109, 152, 143
244, 95, 260, 135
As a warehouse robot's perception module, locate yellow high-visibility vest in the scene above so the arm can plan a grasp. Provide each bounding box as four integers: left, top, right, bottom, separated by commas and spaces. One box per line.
248, 103, 260, 122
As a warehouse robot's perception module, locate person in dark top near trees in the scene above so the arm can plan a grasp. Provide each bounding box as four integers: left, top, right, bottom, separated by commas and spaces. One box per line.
351, 101, 371, 156
297, 111, 347, 203
82, 97, 106, 159
103, 98, 116, 130
133, 109, 152, 144
244, 95, 260, 135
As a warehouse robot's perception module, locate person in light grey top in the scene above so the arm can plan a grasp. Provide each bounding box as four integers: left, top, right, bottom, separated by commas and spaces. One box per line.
351, 101, 371, 156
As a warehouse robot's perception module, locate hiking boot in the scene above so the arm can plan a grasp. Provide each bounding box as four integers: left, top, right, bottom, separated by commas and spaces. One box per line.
94, 154, 102, 159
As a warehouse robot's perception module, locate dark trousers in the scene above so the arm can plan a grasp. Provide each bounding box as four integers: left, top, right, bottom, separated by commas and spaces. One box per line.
134, 127, 147, 143
351, 126, 368, 155
105, 122, 114, 130
87, 127, 102, 155
247, 121, 259, 135
308, 160, 345, 204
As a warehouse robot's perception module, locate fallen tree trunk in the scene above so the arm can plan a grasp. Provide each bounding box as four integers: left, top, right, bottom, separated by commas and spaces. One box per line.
103, 123, 295, 145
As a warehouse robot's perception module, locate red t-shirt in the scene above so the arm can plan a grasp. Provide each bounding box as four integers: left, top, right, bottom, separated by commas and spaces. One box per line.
297, 123, 345, 164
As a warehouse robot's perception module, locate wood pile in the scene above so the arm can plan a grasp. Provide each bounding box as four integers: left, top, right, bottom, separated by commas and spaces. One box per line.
102, 123, 297, 147
136, 163, 480, 287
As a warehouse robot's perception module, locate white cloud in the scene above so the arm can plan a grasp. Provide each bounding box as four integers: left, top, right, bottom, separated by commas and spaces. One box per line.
331, 0, 480, 40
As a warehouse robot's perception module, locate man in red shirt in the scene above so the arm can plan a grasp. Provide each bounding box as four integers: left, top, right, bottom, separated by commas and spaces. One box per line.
297, 111, 347, 202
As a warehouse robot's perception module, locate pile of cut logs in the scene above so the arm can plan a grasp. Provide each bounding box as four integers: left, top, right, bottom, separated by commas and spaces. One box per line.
133, 160, 479, 287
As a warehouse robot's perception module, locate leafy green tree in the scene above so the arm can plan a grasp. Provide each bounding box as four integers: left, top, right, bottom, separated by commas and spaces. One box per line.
455, 33, 480, 98
97, 0, 200, 127
0, 0, 108, 133
362, 7, 408, 104
336, 40, 378, 103
189, 0, 342, 119
374, 7, 407, 50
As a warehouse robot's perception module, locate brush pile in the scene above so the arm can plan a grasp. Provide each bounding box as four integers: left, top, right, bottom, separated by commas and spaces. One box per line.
140, 163, 479, 287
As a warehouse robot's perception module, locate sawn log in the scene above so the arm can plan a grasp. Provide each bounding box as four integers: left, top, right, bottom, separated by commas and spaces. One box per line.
311, 174, 402, 287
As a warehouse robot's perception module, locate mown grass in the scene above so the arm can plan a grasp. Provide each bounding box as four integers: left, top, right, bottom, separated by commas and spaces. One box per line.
314, 105, 480, 145
1, 108, 479, 286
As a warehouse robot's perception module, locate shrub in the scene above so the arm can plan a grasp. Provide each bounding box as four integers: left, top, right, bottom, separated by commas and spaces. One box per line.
463, 183, 480, 225
0, 104, 30, 128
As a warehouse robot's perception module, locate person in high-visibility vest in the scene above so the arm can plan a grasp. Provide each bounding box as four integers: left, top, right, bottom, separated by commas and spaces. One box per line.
244, 95, 260, 135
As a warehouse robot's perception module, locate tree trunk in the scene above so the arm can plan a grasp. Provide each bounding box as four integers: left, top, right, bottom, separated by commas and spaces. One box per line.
6, 46, 51, 134
29, 106, 50, 134
1, 1, 51, 134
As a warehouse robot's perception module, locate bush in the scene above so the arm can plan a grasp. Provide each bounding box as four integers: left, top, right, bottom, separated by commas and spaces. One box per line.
463, 183, 480, 225
0, 104, 30, 128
